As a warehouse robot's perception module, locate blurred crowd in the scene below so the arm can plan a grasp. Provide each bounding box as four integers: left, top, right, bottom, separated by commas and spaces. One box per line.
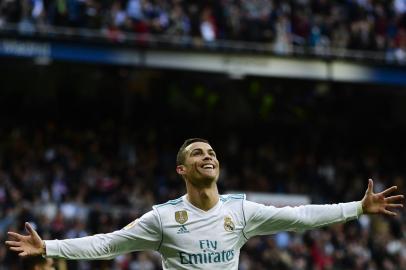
1, 0, 406, 61
0, 123, 404, 269
0, 65, 405, 269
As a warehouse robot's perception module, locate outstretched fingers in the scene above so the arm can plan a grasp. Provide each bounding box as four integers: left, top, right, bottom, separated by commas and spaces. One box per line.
5, 240, 21, 247
19, 251, 30, 257
382, 190, 404, 214
382, 209, 397, 216
385, 203, 403, 209
7, 232, 24, 241
381, 202, 403, 216
366, 179, 374, 194
380, 186, 398, 196
9, 248, 29, 257
385, 195, 404, 203
362, 179, 404, 215
6, 238, 33, 257
25, 222, 42, 241
9, 246, 23, 252
25, 222, 35, 235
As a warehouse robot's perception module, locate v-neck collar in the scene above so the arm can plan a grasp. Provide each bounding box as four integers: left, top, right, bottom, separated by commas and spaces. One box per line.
182, 194, 221, 214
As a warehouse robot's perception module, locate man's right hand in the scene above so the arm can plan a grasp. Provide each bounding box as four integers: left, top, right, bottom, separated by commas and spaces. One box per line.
5, 222, 45, 257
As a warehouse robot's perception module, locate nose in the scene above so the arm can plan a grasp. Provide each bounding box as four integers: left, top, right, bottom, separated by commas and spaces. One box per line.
203, 152, 213, 160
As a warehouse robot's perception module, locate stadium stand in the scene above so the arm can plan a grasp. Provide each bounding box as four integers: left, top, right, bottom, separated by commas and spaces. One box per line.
0, 0, 406, 61
0, 1, 405, 270
0, 66, 405, 269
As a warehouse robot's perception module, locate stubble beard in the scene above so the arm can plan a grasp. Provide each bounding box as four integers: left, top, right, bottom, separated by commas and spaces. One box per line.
189, 170, 219, 189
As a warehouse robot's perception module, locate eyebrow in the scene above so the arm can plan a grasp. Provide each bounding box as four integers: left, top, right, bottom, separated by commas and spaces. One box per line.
189, 148, 215, 155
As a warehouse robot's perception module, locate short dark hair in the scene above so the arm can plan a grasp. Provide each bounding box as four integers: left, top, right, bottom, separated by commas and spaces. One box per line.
22, 256, 47, 270
176, 138, 210, 165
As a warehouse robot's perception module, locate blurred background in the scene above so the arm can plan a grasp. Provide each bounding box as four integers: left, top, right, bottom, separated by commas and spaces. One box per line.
0, 0, 406, 269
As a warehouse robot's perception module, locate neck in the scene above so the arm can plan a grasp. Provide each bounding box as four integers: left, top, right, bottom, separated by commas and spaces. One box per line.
186, 181, 219, 211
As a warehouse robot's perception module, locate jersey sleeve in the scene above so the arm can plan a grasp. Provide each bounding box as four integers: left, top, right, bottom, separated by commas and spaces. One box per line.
243, 200, 362, 239
44, 210, 162, 260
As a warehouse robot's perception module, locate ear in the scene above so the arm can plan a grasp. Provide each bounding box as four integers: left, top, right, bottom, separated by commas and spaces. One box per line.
176, 165, 186, 176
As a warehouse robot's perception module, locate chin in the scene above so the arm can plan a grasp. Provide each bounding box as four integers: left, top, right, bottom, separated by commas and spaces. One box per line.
194, 174, 218, 186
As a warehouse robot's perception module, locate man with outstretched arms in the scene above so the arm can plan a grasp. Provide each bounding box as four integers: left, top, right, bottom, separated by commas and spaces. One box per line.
6, 138, 404, 269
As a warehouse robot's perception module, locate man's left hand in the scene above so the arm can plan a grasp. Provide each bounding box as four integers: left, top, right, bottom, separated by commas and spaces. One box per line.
361, 179, 404, 216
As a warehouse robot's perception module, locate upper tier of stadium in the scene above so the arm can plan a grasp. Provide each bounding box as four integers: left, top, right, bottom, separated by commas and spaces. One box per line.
1, 0, 406, 63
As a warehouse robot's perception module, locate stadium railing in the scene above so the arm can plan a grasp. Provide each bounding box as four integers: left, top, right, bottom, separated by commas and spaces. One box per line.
0, 22, 398, 65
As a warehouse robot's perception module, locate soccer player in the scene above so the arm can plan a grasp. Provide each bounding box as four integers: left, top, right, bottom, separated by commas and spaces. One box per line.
6, 138, 404, 269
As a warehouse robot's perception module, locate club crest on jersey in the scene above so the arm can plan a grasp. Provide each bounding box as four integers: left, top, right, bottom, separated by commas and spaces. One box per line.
175, 210, 188, 224
224, 216, 235, 232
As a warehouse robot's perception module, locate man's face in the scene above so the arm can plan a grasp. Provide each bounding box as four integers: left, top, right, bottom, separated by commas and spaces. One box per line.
177, 142, 220, 186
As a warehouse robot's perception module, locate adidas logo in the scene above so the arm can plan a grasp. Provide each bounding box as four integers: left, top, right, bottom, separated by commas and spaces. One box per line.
177, 225, 190, 234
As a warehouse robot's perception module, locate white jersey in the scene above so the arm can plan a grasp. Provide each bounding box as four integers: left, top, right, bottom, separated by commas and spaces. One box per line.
44, 194, 362, 269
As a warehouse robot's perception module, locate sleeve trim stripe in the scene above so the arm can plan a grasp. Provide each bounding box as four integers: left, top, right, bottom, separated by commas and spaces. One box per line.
220, 194, 245, 202
155, 197, 183, 208
241, 199, 248, 241
155, 209, 164, 252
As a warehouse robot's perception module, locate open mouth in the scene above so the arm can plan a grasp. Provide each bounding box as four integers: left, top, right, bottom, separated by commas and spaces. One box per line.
201, 164, 215, 170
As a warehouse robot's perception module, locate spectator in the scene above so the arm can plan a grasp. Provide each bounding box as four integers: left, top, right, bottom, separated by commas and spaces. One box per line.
2, 0, 406, 61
